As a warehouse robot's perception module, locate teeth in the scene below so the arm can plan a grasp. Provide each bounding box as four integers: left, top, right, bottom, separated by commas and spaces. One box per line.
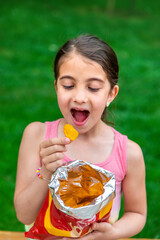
71, 108, 88, 111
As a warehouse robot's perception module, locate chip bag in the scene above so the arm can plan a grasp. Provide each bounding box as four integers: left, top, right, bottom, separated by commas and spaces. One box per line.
25, 160, 115, 239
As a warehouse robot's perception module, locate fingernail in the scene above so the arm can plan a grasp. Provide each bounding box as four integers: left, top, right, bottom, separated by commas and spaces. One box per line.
65, 137, 70, 143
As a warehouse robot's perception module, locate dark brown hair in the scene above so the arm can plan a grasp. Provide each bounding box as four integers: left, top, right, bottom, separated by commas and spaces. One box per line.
54, 34, 119, 88
53, 34, 119, 122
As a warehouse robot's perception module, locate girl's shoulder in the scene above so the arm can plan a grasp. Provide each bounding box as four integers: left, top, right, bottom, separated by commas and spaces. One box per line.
22, 119, 62, 144
22, 122, 46, 144
126, 139, 145, 173
127, 139, 143, 160
24, 121, 45, 134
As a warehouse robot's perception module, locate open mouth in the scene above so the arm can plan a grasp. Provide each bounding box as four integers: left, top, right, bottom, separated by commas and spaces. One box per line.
71, 108, 90, 123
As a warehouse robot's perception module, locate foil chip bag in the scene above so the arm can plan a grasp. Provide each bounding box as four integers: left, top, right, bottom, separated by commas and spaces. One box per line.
25, 160, 115, 239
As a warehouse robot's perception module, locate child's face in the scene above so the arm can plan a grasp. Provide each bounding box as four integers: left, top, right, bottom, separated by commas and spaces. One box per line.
55, 53, 118, 133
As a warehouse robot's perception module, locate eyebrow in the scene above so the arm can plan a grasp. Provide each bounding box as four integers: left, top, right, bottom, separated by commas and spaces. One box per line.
59, 75, 104, 83
59, 75, 75, 81
87, 78, 104, 83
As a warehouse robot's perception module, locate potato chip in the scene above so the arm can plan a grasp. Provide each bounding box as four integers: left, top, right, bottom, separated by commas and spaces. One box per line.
64, 124, 79, 141
58, 164, 110, 208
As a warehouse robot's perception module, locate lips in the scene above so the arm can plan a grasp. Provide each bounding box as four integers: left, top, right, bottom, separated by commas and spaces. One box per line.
71, 108, 89, 125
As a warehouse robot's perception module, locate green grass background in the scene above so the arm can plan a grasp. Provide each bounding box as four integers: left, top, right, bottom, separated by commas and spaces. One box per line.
0, 0, 160, 238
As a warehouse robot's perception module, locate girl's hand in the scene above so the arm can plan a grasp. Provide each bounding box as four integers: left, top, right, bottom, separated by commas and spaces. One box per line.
39, 137, 71, 177
62, 222, 117, 240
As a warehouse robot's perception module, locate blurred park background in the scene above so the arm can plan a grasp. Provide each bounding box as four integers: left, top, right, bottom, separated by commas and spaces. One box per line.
0, 0, 160, 238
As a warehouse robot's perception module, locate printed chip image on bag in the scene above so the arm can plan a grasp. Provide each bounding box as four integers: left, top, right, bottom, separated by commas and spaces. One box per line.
25, 160, 116, 239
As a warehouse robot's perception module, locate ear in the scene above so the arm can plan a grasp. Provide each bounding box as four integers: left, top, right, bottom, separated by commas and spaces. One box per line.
106, 85, 119, 106
54, 80, 57, 92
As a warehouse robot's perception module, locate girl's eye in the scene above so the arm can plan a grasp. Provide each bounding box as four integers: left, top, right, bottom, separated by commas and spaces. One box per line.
88, 87, 100, 92
63, 85, 74, 89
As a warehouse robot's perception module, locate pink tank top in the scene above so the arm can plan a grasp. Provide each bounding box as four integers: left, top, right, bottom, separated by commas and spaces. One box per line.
44, 119, 128, 223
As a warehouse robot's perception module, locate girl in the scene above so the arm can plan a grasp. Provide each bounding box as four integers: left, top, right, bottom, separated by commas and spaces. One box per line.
14, 34, 147, 240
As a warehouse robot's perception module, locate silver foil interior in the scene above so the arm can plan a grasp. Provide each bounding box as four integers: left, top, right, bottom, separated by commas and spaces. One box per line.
49, 160, 116, 220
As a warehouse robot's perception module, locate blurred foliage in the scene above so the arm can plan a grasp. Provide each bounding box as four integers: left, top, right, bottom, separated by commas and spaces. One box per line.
0, 0, 160, 238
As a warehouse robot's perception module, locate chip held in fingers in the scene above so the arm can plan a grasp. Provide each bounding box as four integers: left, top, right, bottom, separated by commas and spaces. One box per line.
64, 124, 79, 141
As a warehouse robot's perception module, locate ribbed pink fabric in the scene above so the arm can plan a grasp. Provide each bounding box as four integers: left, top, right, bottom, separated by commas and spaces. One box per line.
44, 119, 128, 223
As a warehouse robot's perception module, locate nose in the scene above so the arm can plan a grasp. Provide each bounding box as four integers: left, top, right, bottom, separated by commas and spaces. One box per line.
73, 88, 88, 103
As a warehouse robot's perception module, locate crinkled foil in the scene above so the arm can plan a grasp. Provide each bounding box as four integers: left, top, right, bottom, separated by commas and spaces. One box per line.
49, 160, 116, 220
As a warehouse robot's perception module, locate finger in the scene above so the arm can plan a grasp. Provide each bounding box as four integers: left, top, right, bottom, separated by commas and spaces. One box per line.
62, 237, 81, 240
63, 229, 102, 240
72, 230, 101, 240
40, 144, 67, 158
40, 137, 71, 148
92, 222, 111, 232
42, 152, 64, 164
46, 159, 63, 172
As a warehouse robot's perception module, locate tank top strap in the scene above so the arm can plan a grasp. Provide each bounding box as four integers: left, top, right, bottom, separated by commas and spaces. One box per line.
121, 134, 128, 176
44, 119, 61, 140
111, 127, 128, 178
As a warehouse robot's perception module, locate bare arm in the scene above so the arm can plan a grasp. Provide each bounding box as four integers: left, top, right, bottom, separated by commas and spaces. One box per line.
14, 122, 70, 225
112, 140, 147, 238
63, 140, 147, 240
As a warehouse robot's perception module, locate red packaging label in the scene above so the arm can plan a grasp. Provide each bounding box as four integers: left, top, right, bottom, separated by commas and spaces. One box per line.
25, 191, 112, 239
